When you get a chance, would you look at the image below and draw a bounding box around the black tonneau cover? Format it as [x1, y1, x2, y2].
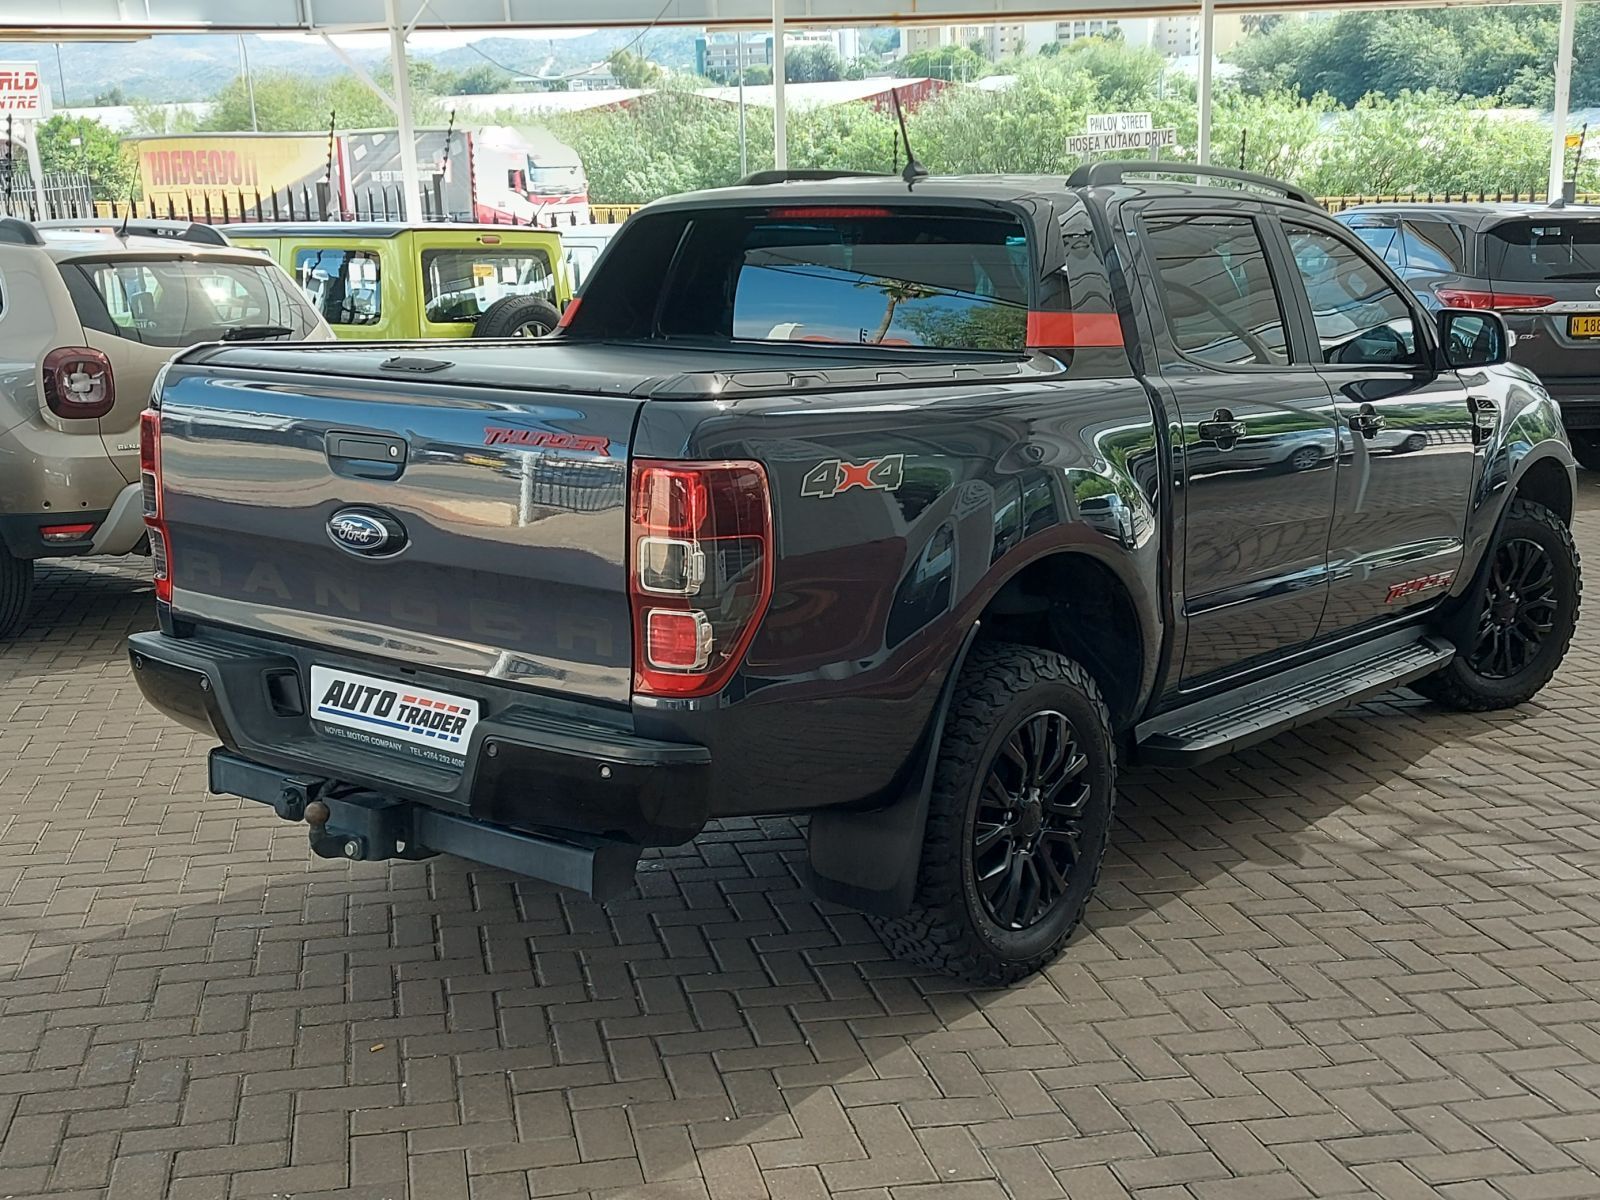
[178, 338, 1066, 401]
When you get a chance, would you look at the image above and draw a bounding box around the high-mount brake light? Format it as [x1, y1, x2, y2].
[629, 461, 772, 698]
[767, 206, 894, 220]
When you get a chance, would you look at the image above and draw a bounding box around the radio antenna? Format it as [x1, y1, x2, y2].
[889, 89, 928, 190]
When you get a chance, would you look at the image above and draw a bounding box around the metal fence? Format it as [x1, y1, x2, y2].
[50, 186, 641, 228]
[0, 167, 93, 218]
[1320, 189, 1600, 212]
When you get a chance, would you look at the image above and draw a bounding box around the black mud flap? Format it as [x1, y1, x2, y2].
[805, 622, 980, 918]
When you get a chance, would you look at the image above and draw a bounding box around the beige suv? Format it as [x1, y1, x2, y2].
[0, 217, 332, 637]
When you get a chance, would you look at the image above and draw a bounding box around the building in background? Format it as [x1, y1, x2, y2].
[697, 28, 862, 80]
[567, 63, 620, 92]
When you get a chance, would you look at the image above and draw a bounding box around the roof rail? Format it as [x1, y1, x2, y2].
[0, 216, 44, 246]
[736, 169, 892, 187]
[1067, 161, 1317, 207]
[34, 219, 232, 247]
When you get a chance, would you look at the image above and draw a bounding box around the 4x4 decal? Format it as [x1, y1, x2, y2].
[801, 454, 905, 499]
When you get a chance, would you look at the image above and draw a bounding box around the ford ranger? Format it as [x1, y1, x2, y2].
[129, 164, 1581, 984]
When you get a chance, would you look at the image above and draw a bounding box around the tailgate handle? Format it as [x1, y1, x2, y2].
[327, 431, 407, 480]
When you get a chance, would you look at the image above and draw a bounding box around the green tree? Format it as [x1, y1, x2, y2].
[33, 115, 139, 200]
[896, 46, 985, 83]
[740, 64, 772, 86]
[785, 45, 843, 84]
[607, 49, 664, 89]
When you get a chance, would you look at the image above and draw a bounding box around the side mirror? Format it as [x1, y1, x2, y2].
[1439, 308, 1509, 369]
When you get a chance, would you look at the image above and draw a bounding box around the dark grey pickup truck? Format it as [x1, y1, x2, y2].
[130, 164, 1580, 984]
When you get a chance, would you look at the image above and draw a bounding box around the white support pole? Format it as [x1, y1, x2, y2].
[386, 0, 422, 222]
[1197, 0, 1215, 166]
[772, 0, 787, 171]
[1550, 0, 1578, 204]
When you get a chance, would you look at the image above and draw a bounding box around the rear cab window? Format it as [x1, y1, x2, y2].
[1485, 219, 1600, 283]
[584, 206, 1034, 353]
[61, 255, 319, 346]
[422, 248, 554, 324]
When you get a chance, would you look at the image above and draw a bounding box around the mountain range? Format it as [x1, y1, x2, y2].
[10, 29, 705, 106]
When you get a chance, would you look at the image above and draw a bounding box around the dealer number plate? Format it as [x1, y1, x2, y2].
[1569, 316, 1600, 338]
[309, 665, 479, 766]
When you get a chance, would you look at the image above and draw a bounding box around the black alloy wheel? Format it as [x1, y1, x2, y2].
[972, 710, 1092, 932]
[1469, 536, 1560, 680]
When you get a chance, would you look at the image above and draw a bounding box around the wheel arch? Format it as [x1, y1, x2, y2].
[970, 546, 1157, 734]
[1512, 453, 1574, 525]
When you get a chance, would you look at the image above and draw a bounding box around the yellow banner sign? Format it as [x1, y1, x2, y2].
[129, 134, 332, 210]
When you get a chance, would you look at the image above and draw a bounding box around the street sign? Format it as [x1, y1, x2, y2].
[1067, 127, 1178, 155]
[0, 63, 47, 116]
[1088, 112, 1153, 135]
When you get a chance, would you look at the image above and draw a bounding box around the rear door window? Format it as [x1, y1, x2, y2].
[422, 249, 554, 323]
[1400, 219, 1465, 273]
[63, 257, 319, 346]
[293, 247, 381, 326]
[657, 208, 1032, 352]
[1486, 219, 1600, 283]
[1142, 214, 1291, 367]
[1345, 218, 1403, 269]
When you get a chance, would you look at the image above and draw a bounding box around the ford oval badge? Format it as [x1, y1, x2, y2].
[326, 508, 407, 557]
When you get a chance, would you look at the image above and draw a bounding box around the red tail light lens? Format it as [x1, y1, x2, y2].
[42, 347, 115, 420]
[629, 460, 771, 698]
[768, 206, 893, 219]
[1436, 288, 1555, 312]
[139, 409, 172, 604]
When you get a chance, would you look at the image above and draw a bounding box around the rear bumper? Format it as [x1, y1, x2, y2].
[89, 483, 149, 556]
[0, 509, 112, 559]
[1540, 379, 1600, 426]
[128, 627, 712, 893]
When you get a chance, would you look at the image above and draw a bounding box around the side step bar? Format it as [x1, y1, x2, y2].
[1135, 633, 1455, 766]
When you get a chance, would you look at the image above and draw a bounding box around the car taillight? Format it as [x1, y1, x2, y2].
[42, 347, 115, 420]
[629, 460, 771, 698]
[1436, 288, 1555, 312]
[140, 408, 172, 604]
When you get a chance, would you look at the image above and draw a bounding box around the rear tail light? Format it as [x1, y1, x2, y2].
[629, 460, 772, 698]
[42, 347, 115, 420]
[1436, 288, 1555, 312]
[140, 409, 172, 604]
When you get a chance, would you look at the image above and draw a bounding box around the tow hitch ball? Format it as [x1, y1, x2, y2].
[298, 792, 432, 863]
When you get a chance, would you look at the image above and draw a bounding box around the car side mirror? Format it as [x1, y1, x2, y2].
[1439, 308, 1509, 369]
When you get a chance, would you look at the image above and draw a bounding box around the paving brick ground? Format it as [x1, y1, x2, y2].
[2, 479, 1599, 1200]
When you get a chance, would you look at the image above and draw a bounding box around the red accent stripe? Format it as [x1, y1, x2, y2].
[1026, 311, 1124, 348]
[556, 296, 581, 329]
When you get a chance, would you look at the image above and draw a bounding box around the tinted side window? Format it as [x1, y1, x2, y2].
[1347, 220, 1403, 269]
[1286, 224, 1421, 368]
[1143, 214, 1290, 367]
[1401, 219, 1464, 273]
[293, 247, 381, 326]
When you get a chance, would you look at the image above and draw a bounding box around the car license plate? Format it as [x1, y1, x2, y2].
[1569, 316, 1600, 338]
[309, 665, 479, 766]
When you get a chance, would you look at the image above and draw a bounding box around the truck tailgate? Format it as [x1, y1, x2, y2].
[156, 359, 639, 704]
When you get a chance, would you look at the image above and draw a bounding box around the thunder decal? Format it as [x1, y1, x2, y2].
[484, 428, 611, 455]
[1386, 571, 1455, 604]
[801, 454, 906, 499]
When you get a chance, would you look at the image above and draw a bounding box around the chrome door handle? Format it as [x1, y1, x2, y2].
[1350, 406, 1385, 437]
[1197, 409, 1247, 446]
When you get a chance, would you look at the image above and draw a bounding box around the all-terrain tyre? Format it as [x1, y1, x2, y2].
[1415, 499, 1580, 711]
[0, 548, 33, 640]
[869, 643, 1116, 986]
[472, 295, 562, 339]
